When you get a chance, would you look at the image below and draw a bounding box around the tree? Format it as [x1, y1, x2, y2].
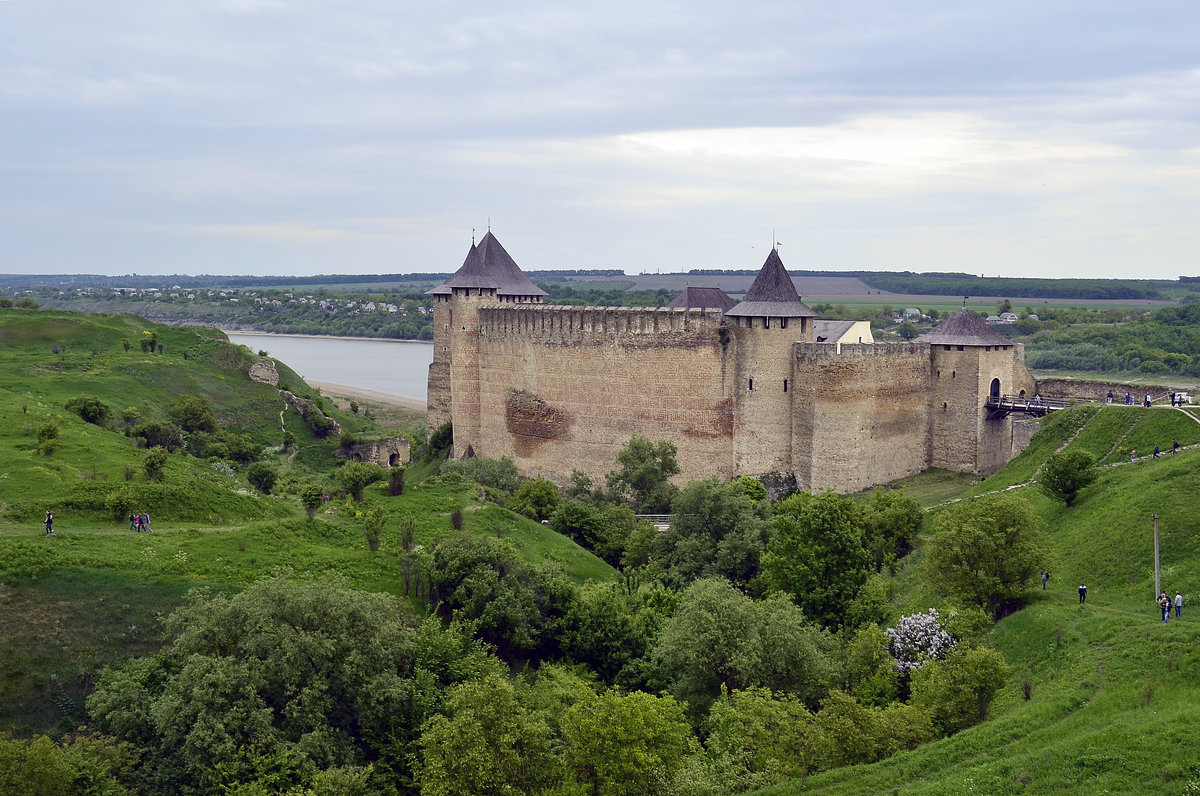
[896, 321, 919, 340]
[171, 396, 217, 433]
[417, 675, 556, 796]
[1039, 449, 1098, 506]
[927, 494, 1050, 619]
[606, 435, 680, 513]
[88, 578, 500, 793]
[762, 491, 871, 629]
[364, 508, 388, 552]
[133, 421, 184, 452]
[299, 483, 324, 518]
[36, 420, 60, 455]
[335, 461, 386, 502]
[440, 456, 520, 493]
[653, 579, 833, 715]
[861, 488, 923, 571]
[910, 645, 1011, 735]
[64, 395, 112, 426]
[560, 688, 697, 796]
[245, 462, 277, 494]
[559, 581, 649, 681]
[653, 478, 772, 588]
[387, 465, 406, 496]
[143, 446, 168, 483]
[510, 477, 560, 521]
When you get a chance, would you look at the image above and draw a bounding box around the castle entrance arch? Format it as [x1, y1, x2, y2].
[990, 378, 1001, 399]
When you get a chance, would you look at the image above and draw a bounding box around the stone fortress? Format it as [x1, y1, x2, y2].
[427, 232, 1037, 494]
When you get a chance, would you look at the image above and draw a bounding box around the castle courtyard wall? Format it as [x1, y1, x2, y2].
[474, 305, 735, 484]
[791, 342, 933, 493]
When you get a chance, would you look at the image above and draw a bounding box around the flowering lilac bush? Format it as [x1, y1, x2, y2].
[885, 609, 956, 673]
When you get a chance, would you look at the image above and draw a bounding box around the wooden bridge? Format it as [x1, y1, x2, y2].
[985, 394, 1075, 418]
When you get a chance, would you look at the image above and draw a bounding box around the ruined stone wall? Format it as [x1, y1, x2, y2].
[1036, 378, 1185, 401]
[791, 342, 932, 493]
[473, 305, 735, 484]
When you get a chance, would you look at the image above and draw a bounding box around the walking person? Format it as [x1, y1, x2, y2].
[1173, 439, 1179, 455]
[1159, 592, 1171, 624]
[1107, 390, 1113, 404]
[142, 512, 152, 533]
[1079, 584, 1087, 604]
[1154, 444, 1160, 459]
[1131, 449, 1136, 463]
[1042, 571, 1050, 590]
[129, 512, 137, 531]
[1176, 592, 1183, 618]
[135, 513, 145, 533]
[44, 511, 55, 537]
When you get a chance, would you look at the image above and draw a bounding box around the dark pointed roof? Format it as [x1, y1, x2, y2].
[725, 249, 815, 318]
[917, 307, 1012, 346]
[428, 232, 548, 298]
[665, 285, 737, 312]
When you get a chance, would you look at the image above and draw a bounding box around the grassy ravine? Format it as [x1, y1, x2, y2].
[759, 412, 1200, 795]
[0, 310, 613, 737]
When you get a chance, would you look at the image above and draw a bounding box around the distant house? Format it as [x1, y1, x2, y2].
[902, 308, 922, 319]
[1027, 314, 1039, 321]
[814, 319, 874, 344]
[999, 312, 1018, 324]
[986, 315, 1002, 324]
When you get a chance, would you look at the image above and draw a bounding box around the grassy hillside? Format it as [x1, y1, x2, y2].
[0, 310, 615, 737]
[760, 410, 1200, 794]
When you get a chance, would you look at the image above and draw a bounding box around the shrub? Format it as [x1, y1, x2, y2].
[510, 477, 560, 521]
[364, 508, 388, 552]
[388, 466, 406, 496]
[171, 396, 217, 433]
[441, 456, 520, 493]
[245, 462, 278, 494]
[450, 508, 464, 530]
[64, 395, 112, 426]
[104, 488, 137, 521]
[36, 420, 60, 455]
[299, 483, 324, 518]
[884, 609, 955, 674]
[335, 461, 386, 502]
[134, 421, 184, 452]
[143, 447, 168, 483]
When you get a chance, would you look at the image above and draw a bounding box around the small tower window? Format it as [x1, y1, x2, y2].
[783, 379, 789, 392]
[952, 371, 956, 378]
[957, 345, 964, 351]
[748, 379, 754, 392]
[780, 317, 788, 329]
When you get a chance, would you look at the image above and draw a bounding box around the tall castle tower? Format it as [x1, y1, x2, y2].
[426, 232, 547, 457]
[725, 249, 815, 475]
[921, 308, 1036, 474]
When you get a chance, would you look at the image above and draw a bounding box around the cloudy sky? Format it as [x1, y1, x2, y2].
[2, 1, 1198, 278]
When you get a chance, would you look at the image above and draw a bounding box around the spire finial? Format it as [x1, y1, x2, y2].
[487, 217, 491, 233]
[472, 227, 476, 246]
[963, 296, 969, 308]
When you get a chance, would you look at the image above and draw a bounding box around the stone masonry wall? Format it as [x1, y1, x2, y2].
[792, 342, 932, 492]
[474, 305, 735, 484]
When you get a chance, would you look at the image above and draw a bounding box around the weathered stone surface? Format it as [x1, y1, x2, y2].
[336, 436, 410, 467]
[248, 359, 279, 386]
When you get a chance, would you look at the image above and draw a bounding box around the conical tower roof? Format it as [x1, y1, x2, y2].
[428, 232, 548, 298]
[725, 249, 815, 318]
[917, 307, 1011, 346]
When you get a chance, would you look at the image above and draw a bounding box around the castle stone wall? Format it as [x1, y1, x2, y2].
[792, 342, 932, 492]
[473, 305, 735, 484]
[730, 321, 801, 475]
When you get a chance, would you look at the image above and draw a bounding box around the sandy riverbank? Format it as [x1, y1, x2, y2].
[309, 381, 426, 411]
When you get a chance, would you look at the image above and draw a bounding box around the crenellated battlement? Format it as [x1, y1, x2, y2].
[478, 304, 725, 342]
[793, 340, 930, 362]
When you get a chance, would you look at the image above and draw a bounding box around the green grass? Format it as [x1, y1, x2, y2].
[0, 310, 617, 736]
[757, 410, 1200, 795]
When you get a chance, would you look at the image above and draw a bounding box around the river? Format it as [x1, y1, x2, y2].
[225, 332, 433, 404]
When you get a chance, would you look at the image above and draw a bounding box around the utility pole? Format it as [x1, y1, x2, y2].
[1154, 514, 1160, 598]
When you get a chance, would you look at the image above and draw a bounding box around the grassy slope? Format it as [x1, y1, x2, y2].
[760, 412, 1200, 795]
[0, 310, 615, 736]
